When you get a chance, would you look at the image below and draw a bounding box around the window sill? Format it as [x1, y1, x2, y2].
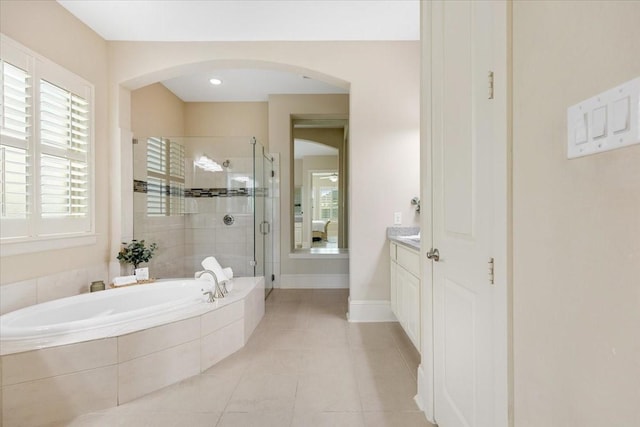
[0, 234, 97, 257]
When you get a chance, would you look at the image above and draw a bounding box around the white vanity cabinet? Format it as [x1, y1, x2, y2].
[390, 241, 421, 351]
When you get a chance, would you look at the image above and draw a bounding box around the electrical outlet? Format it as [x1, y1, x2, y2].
[394, 212, 402, 225]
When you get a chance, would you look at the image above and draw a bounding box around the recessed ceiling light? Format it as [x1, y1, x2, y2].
[209, 78, 223, 86]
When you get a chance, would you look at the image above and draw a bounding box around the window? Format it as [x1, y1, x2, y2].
[146, 137, 184, 216]
[1, 36, 94, 247]
[318, 187, 339, 221]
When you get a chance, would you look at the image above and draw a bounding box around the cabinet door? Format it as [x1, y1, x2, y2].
[390, 259, 398, 316]
[396, 266, 406, 327]
[405, 271, 421, 349]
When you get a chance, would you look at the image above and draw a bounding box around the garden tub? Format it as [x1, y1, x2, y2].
[0, 276, 265, 426]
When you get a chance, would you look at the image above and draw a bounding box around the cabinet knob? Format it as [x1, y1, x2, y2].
[426, 248, 440, 262]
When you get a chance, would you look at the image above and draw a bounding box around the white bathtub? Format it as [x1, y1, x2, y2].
[0, 276, 265, 426]
[0, 277, 262, 356]
[1, 280, 206, 341]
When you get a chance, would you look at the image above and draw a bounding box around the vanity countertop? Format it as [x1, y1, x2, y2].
[387, 227, 420, 251]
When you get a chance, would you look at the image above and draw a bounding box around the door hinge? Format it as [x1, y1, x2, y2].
[271, 170, 275, 178]
[271, 274, 275, 282]
[132, 138, 139, 144]
[488, 71, 494, 100]
[488, 257, 495, 285]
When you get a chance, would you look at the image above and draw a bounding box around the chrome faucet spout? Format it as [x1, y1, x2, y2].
[196, 269, 225, 301]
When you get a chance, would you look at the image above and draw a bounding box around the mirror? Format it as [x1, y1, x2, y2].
[292, 118, 348, 251]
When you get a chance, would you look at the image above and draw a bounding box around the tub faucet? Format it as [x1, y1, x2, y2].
[196, 269, 225, 302]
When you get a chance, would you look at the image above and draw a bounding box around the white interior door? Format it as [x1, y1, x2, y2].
[429, 1, 508, 426]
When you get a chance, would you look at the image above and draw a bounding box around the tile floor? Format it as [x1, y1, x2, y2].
[68, 289, 435, 427]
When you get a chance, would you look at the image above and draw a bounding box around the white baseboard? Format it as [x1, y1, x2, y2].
[416, 364, 435, 423]
[347, 297, 397, 322]
[279, 274, 348, 289]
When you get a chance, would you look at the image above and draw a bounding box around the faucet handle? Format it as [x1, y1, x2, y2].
[201, 289, 215, 303]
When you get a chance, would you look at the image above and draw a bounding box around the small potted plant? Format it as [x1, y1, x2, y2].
[117, 239, 158, 273]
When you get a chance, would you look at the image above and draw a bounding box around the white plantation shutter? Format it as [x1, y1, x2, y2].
[169, 141, 184, 215]
[146, 137, 184, 216]
[169, 141, 184, 179]
[1, 35, 94, 246]
[0, 145, 29, 218]
[39, 80, 89, 219]
[1, 55, 32, 239]
[1, 62, 31, 142]
[40, 80, 89, 154]
[147, 137, 166, 216]
[40, 154, 88, 217]
[147, 176, 165, 216]
[170, 182, 184, 216]
[147, 137, 166, 174]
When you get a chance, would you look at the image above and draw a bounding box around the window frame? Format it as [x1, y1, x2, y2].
[0, 35, 95, 256]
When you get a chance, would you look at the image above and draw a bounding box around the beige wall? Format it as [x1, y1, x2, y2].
[130, 83, 187, 278]
[0, 1, 109, 285]
[131, 83, 185, 138]
[513, 1, 640, 425]
[108, 41, 420, 298]
[185, 102, 268, 144]
[294, 128, 345, 150]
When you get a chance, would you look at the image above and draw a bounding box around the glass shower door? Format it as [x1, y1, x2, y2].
[253, 140, 274, 297]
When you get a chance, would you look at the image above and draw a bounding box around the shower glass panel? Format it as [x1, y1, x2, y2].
[254, 143, 275, 297]
[132, 136, 274, 289]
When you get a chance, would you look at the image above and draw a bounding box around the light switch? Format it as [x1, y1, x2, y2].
[575, 113, 588, 144]
[567, 76, 639, 159]
[592, 106, 607, 139]
[612, 96, 630, 133]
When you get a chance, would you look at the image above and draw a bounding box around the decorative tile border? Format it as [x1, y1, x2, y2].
[133, 180, 183, 196]
[133, 181, 268, 198]
[185, 188, 249, 198]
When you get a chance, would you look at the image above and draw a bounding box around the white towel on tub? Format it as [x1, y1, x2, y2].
[222, 267, 234, 291]
[112, 275, 137, 286]
[200, 256, 229, 282]
[195, 263, 234, 292]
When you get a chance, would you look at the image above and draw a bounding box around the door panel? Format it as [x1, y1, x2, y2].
[430, 1, 507, 427]
[442, 0, 475, 238]
[443, 278, 476, 426]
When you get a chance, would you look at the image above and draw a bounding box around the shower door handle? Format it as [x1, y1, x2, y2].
[260, 221, 271, 235]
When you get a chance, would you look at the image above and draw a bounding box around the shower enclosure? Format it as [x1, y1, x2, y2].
[132, 136, 275, 297]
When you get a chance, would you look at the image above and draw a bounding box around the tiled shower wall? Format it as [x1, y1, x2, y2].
[133, 154, 257, 279]
[184, 197, 254, 277]
[133, 192, 187, 278]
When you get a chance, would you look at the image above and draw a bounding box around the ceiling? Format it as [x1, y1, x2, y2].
[57, 0, 419, 102]
[162, 68, 348, 102]
[294, 139, 339, 159]
[57, 0, 420, 42]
